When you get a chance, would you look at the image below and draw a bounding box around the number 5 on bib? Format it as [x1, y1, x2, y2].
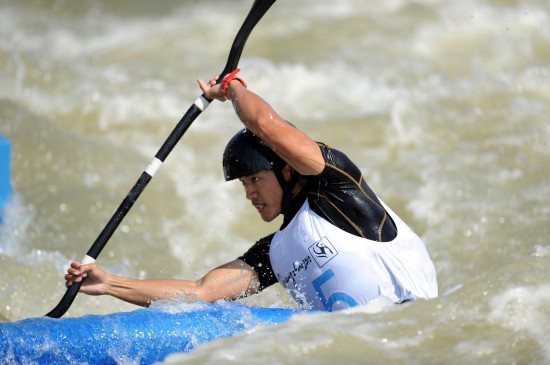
[312, 269, 358, 311]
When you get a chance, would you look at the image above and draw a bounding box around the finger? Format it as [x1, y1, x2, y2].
[67, 274, 80, 281]
[197, 79, 209, 93]
[67, 267, 81, 276]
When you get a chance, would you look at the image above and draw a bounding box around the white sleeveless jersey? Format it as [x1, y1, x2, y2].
[269, 200, 438, 311]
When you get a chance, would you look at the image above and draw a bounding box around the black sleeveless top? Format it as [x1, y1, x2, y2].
[238, 143, 397, 290]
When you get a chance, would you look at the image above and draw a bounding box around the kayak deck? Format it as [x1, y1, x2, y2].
[0, 302, 306, 364]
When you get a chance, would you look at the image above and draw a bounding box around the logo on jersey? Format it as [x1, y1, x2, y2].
[308, 236, 338, 268]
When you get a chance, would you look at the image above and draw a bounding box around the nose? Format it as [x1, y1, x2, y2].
[244, 183, 257, 200]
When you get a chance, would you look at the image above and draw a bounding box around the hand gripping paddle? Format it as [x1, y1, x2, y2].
[46, 0, 277, 318]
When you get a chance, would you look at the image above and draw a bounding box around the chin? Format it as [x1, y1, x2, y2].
[260, 212, 278, 223]
[260, 215, 273, 223]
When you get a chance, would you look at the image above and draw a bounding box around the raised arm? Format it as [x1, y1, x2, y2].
[198, 76, 325, 176]
[65, 259, 260, 307]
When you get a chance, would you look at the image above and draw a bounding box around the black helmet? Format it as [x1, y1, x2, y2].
[222, 128, 285, 182]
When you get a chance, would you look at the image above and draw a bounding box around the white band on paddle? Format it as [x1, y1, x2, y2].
[194, 95, 210, 111]
[81, 255, 96, 265]
[145, 157, 162, 177]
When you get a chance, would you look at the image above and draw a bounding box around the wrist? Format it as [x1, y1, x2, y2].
[220, 68, 247, 98]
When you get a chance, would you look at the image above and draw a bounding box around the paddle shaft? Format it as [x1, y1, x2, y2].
[46, 0, 277, 318]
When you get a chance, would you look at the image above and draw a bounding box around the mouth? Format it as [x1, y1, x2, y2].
[253, 203, 265, 213]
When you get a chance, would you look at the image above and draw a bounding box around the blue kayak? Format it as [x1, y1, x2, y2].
[0, 302, 306, 364]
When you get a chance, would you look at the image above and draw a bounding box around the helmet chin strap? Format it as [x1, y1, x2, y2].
[278, 171, 301, 216]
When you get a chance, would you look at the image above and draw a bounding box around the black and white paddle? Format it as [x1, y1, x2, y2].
[46, 0, 277, 318]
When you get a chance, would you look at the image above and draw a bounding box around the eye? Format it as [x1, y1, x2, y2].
[251, 176, 261, 183]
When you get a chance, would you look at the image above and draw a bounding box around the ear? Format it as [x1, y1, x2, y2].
[281, 164, 295, 182]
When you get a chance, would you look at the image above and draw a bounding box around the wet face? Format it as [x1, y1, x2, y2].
[239, 170, 283, 222]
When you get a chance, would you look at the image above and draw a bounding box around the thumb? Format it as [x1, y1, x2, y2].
[197, 79, 209, 93]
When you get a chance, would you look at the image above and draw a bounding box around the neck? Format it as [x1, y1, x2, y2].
[290, 177, 306, 197]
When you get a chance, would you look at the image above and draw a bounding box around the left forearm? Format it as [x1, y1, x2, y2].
[226, 81, 284, 140]
[215, 78, 324, 175]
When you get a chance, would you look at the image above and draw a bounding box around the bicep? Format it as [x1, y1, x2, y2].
[197, 259, 260, 302]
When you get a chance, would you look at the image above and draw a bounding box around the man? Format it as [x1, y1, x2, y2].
[65, 70, 438, 311]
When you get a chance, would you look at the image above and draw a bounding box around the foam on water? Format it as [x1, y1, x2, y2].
[489, 283, 550, 359]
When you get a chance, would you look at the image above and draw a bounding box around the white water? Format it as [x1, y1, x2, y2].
[1, 0, 549, 364]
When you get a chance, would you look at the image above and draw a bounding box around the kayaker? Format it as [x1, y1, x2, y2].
[65, 70, 438, 311]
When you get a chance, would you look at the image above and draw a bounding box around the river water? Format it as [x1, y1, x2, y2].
[1, 0, 549, 364]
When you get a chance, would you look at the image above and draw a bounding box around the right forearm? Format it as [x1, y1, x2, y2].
[105, 276, 201, 307]
[94, 260, 259, 307]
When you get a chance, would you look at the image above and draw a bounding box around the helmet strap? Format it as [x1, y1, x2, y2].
[280, 171, 301, 216]
[273, 168, 287, 191]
